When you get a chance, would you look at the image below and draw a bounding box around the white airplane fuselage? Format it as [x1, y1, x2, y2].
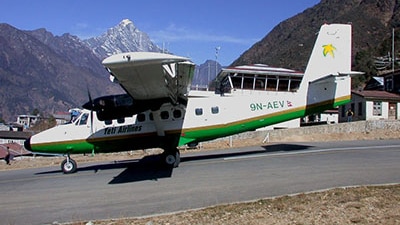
[26, 77, 350, 155]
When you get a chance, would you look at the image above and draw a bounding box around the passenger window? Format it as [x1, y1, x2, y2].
[105, 120, 112, 125]
[137, 113, 146, 122]
[173, 109, 182, 118]
[211, 106, 219, 114]
[149, 113, 154, 121]
[117, 118, 125, 124]
[195, 108, 203, 116]
[160, 111, 169, 120]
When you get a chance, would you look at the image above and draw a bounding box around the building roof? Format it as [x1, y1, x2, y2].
[217, 64, 304, 80]
[352, 90, 400, 101]
[0, 131, 32, 140]
[0, 143, 31, 159]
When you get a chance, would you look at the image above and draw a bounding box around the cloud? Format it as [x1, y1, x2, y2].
[150, 23, 259, 45]
[74, 22, 89, 29]
[71, 22, 107, 39]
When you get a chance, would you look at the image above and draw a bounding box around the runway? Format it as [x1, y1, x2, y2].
[1, 140, 400, 225]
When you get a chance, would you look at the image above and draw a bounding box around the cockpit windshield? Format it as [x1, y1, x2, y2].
[78, 113, 89, 125]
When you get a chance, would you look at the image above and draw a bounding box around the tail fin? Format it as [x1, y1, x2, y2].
[299, 23, 352, 91]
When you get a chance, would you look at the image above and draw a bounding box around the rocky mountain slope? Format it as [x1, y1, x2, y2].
[0, 23, 119, 121]
[233, 0, 400, 73]
[0, 20, 163, 122]
[83, 19, 162, 59]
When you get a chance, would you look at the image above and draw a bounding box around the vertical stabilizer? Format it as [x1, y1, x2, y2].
[299, 24, 352, 91]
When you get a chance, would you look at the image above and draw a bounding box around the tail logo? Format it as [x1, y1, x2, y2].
[322, 44, 336, 58]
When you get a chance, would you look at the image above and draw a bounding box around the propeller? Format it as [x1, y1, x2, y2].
[87, 87, 94, 135]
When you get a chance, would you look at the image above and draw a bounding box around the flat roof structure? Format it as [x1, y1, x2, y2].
[216, 64, 304, 93]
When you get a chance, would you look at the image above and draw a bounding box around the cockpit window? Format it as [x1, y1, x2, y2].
[79, 113, 89, 125]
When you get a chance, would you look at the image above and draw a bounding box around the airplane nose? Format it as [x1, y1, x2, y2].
[24, 137, 32, 151]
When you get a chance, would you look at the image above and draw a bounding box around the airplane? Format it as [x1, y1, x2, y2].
[24, 23, 359, 174]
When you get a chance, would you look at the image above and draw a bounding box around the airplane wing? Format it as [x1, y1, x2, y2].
[102, 52, 195, 104]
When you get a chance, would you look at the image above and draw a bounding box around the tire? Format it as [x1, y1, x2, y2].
[61, 158, 77, 174]
[163, 149, 180, 168]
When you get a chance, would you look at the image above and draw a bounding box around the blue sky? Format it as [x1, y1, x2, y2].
[1, 0, 320, 65]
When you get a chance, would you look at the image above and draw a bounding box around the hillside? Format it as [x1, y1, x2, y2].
[0, 23, 123, 122]
[233, 0, 400, 74]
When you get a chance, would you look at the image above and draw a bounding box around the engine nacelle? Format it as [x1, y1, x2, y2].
[82, 94, 172, 121]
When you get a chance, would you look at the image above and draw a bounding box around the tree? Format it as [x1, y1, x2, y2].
[32, 108, 40, 116]
[353, 49, 375, 89]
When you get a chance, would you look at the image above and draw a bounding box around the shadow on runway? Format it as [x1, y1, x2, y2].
[35, 143, 314, 184]
[35, 154, 173, 184]
[107, 155, 173, 184]
[262, 143, 314, 152]
[181, 143, 314, 162]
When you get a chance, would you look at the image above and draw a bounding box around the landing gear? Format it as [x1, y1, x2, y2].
[61, 155, 77, 174]
[162, 148, 180, 168]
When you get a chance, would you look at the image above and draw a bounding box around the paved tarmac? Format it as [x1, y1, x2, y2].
[1, 140, 400, 225]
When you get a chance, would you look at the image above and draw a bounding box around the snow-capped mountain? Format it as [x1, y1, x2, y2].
[83, 19, 162, 59]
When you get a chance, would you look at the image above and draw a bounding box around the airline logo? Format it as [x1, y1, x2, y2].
[322, 44, 336, 58]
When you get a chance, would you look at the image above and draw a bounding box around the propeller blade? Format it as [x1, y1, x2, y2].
[87, 87, 94, 135]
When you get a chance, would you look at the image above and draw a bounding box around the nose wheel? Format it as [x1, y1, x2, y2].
[61, 155, 77, 174]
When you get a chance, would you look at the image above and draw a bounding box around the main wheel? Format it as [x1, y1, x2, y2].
[163, 149, 180, 168]
[61, 158, 77, 174]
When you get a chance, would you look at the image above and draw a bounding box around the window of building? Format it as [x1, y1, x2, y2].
[266, 77, 277, 91]
[254, 77, 266, 90]
[242, 76, 254, 89]
[195, 108, 203, 116]
[231, 76, 242, 89]
[373, 101, 382, 116]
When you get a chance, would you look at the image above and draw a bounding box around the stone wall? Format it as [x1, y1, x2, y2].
[203, 120, 400, 148]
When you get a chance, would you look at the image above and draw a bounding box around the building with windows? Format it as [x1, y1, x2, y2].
[16, 115, 39, 128]
[339, 71, 400, 122]
[339, 90, 400, 122]
[212, 64, 304, 129]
